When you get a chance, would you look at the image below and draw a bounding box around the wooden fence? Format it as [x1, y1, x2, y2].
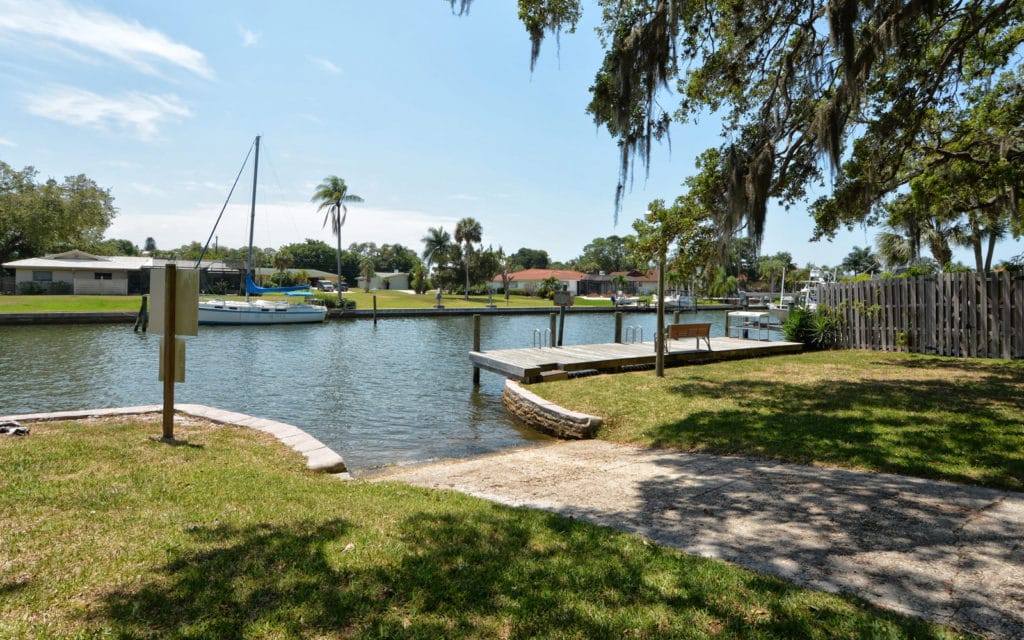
[819, 272, 1024, 359]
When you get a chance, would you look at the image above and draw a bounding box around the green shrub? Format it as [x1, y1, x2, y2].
[783, 306, 844, 350]
[17, 281, 46, 295]
[313, 294, 355, 310]
[998, 254, 1024, 272]
[49, 281, 73, 294]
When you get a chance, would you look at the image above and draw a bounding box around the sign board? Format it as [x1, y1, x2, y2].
[149, 268, 199, 336]
[157, 337, 186, 382]
[553, 290, 574, 306]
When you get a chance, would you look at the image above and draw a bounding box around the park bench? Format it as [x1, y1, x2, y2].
[666, 322, 712, 351]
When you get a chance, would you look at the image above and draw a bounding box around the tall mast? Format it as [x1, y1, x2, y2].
[245, 135, 260, 301]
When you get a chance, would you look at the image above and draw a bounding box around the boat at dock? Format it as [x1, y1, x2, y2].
[196, 136, 326, 326]
[198, 286, 327, 325]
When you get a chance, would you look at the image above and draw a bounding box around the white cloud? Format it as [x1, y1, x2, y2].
[24, 85, 191, 139]
[450, 193, 481, 201]
[239, 26, 260, 47]
[183, 180, 229, 192]
[0, 0, 213, 78]
[0, 136, 15, 147]
[129, 182, 167, 197]
[308, 56, 342, 75]
[105, 159, 141, 169]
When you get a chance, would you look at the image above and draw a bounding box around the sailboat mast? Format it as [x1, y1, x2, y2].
[245, 135, 260, 301]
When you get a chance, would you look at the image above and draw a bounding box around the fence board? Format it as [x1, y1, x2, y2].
[823, 273, 1022, 359]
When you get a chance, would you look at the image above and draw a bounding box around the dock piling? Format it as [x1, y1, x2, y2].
[133, 295, 149, 333]
[472, 314, 481, 386]
[614, 312, 623, 343]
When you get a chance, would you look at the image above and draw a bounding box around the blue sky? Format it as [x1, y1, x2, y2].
[1, 0, 1020, 268]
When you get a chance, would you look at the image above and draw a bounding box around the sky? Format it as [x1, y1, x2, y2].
[1, 0, 1021, 269]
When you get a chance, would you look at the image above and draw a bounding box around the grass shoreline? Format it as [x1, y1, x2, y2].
[530, 350, 1024, 492]
[0, 291, 610, 313]
[1, 414, 976, 639]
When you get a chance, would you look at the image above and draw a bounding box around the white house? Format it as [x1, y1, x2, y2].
[356, 271, 410, 291]
[2, 250, 156, 295]
[489, 269, 586, 295]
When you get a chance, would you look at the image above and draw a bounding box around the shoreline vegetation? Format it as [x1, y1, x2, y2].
[1, 414, 977, 639]
[0, 291, 634, 314]
[529, 350, 1024, 492]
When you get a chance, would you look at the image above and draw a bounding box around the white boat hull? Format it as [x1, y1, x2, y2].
[198, 299, 327, 325]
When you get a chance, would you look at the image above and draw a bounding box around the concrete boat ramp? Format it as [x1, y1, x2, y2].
[470, 336, 803, 383]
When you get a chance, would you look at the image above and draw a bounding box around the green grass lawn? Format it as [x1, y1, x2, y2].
[531, 350, 1024, 491]
[0, 294, 144, 313]
[0, 415, 971, 639]
[0, 291, 589, 313]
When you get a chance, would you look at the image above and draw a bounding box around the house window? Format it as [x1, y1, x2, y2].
[94, 272, 113, 280]
[32, 271, 53, 282]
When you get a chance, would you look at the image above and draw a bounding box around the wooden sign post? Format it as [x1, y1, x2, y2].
[161, 266, 177, 439]
[552, 290, 573, 347]
[149, 265, 199, 440]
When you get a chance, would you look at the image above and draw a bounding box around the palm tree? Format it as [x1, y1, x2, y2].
[311, 176, 363, 300]
[840, 246, 878, 276]
[950, 209, 1008, 273]
[359, 256, 376, 292]
[420, 226, 452, 277]
[454, 217, 482, 300]
[757, 256, 787, 297]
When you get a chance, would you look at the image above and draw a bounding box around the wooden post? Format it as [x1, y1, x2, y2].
[472, 314, 481, 386]
[615, 311, 623, 343]
[549, 313, 556, 348]
[673, 310, 680, 325]
[655, 251, 665, 377]
[557, 305, 566, 346]
[161, 265, 176, 440]
[133, 294, 149, 332]
[373, 295, 378, 326]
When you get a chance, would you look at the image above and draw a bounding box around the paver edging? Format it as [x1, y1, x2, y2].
[501, 379, 602, 439]
[0, 404, 349, 477]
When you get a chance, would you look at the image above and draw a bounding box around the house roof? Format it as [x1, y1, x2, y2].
[610, 269, 659, 282]
[491, 268, 586, 282]
[3, 251, 155, 271]
[356, 271, 409, 280]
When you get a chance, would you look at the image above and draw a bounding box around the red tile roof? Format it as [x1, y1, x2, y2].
[491, 268, 586, 282]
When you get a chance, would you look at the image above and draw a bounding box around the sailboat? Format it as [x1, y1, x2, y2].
[196, 136, 327, 325]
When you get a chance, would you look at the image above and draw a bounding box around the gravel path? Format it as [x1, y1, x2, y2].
[378, 440, 1024, 639]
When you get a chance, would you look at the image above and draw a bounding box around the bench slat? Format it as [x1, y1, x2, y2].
[666, 323, 711, 351]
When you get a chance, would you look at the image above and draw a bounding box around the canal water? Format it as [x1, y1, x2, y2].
[0, 310, 729, 475]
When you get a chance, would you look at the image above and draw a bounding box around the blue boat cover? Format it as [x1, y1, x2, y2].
[246, 273, 311, 295]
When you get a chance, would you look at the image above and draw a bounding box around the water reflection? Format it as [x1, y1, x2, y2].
[0, 310, 727, 474]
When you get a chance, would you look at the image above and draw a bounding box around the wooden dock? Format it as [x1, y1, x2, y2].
[470, 336, 803, 383]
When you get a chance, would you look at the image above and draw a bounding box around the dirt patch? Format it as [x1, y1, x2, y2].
[379, 440, 1024, 639]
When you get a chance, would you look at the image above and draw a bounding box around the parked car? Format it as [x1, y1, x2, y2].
[316, 280, 335, 292]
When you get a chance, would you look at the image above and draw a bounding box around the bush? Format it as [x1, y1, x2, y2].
[998, 254, 1024, 272]
[17, 281, 46, 295]
[49, 280, 73, 294]
[313, 294, 355, 310]
[783, 306, 844, 350]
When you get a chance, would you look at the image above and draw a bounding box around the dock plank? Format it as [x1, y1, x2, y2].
[471, 338, 803, 382]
